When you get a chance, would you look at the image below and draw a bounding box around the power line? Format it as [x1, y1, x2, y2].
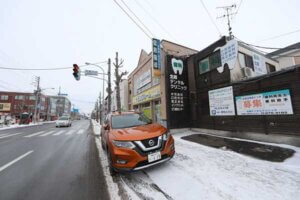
[256, 29, 300, 43]
[119, 0, 155, 37]
[199, 0, 222, 37]
[0, 61, 107, 71]
[112, 0, 152, 39]
[236, 0, 243, 16]
[133, 0, 177, 41]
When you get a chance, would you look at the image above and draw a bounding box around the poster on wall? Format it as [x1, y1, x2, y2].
[208, 86, 235, 116]
[252, 53, 267, 76]
[220, 39, 238, 70]
[166, 56, 190, 129]
[235, 89, 293, 115]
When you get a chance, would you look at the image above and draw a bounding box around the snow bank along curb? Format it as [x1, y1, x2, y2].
[0, 121, 55, 130]
[91, 120, 121, 200]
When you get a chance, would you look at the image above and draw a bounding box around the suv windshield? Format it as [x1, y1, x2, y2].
[59, 117, 69, 120]
[111, 113, 151, 129]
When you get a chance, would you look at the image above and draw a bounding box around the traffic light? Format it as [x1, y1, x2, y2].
[73, 64, 81, 81]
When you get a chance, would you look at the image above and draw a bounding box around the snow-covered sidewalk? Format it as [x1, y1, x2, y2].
[91, 121, 300, 200]
[0, 121, 55, 130]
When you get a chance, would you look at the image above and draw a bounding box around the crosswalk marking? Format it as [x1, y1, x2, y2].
[0, 132, 23, 139]
[77, 129, 84, 134]
[66, 130, 75, 135]
[39, 131, 55, 137]
[24, 131, 45, 138]
[52, 130, 65, 136]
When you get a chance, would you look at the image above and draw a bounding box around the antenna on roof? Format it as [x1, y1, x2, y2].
[217, 4, 237, 40]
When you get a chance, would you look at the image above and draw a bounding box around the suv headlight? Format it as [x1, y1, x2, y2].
[112, 140, 135, 149]
[162, 132, 170, 141]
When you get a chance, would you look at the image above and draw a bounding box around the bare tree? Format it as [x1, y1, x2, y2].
[113, 52, 127, 113]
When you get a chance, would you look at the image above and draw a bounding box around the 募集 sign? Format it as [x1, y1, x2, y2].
[235, 89, 293, 115]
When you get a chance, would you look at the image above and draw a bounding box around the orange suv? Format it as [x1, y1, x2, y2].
[101, 112, 175, 174]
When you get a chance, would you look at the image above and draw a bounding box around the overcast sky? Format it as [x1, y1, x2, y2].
[0, 0, 299, 113]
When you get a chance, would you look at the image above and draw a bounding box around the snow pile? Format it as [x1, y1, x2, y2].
[91, 123, 300, 200]
[91, 120, 121, 200]
[0, 121, 55, 130]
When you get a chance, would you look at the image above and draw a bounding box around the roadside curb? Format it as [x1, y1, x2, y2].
[0, 121, 55, 131]
[91, 120, 121, 200]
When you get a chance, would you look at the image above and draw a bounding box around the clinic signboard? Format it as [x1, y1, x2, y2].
[208, 86, 235, 116]
[152, 38, 161, 70]
[166, 56, 190, 128]
[235, 89, 293, 115]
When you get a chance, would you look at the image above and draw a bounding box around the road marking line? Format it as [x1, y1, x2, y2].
[52, 130, 64, 136]
[77, 129, 84, 134]
[66, 130, 75, 135]
[24, 131, 45, 138]
[0, 132, 23, 139]
[39, 131, 54, 137]
[0, 150, 34, 173]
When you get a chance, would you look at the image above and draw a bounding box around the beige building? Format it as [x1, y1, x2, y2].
[267, 42, 300, 70]
[128, 40, 197, 126]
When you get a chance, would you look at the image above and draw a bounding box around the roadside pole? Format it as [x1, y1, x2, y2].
[33, 76, 40, 124]
[107, 58, 112, 113]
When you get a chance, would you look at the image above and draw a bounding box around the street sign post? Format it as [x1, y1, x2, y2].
[84, 70, 99, 76]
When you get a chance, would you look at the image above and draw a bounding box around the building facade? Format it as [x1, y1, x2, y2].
[0, 91, 48, 122]
[47, 95, 71, 120]
[267, 42, 300, 70]
[128, 40, 197, 126]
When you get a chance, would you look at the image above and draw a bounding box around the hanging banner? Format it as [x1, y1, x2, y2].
[220, 39, 238, 70]
[235, 89, 293, 115]
[208, 86, 235, 116]
[252, 53, 267, 76]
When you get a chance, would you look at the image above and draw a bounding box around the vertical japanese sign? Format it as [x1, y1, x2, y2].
[235, 89, 293, 115]
[166, 56, 190, 128]
[152, 38, 161, 70]
[208, 86, 235, 116]
[252, 53, 267, 76]
[220, 39, 238, 70]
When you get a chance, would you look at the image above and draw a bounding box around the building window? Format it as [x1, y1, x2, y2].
[15, 95, 24, 100]
[0, 95, 9, 100]
[266, 63, 276, 73]
[29, 96, 36, 100]
[238, 52, 254, 71]
[198, 50, 221, 74]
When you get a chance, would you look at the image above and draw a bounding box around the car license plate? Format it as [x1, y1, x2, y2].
[148, 152, 161, 163]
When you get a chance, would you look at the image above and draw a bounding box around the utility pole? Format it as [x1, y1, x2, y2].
[107, 58, 112, 113]
[98, 92, 102, 123]
[217, 4, 236, 39]
[113, 52, 127, 113]
[33, 76, 40, 123]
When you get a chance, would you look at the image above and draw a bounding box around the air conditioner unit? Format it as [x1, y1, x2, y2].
[242, 67, 254, 78]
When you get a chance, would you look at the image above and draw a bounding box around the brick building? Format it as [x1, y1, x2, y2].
[0, 91, 49, 122]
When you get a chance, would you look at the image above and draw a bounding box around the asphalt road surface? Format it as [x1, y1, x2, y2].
[0, 120, 109, 200]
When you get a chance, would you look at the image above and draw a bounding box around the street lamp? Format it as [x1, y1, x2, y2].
[85, 62, 107, 106]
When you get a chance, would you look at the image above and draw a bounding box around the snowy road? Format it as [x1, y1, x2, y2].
[93, 122, 300, 200]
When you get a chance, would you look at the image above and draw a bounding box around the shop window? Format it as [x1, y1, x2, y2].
[15, 95, 24, 100]
[29, 96, 36, 100]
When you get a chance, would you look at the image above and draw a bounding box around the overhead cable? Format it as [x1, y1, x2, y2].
[199, 0, 222, 37]
[119, 0, 155, 37]
[112, 0, 152, 39]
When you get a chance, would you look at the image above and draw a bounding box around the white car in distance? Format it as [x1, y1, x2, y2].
[56, 116, 72, 127]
